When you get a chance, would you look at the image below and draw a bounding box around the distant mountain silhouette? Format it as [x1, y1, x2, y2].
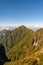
[0, 43, 11, 65]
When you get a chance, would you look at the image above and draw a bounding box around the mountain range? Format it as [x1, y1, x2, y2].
[0, 26, 41, 37]
[0, 26, 42, 31]
[0, 26, 43, 65]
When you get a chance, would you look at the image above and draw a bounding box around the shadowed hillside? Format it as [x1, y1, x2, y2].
[0, 43, 11, 65]
[0, 26, 43, 65]
[0, 26, 32, 51]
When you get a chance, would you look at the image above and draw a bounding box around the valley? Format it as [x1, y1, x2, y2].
[0, 26, 43, 65]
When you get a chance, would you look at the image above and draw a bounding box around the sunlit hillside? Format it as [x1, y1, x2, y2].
[0, 26, 43, 65]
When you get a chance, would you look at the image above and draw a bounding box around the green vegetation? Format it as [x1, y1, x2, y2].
[0, 26, 43, 65]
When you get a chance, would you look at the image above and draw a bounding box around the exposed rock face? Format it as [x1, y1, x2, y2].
[33, 41, 38, 47]
[32, 39, 39, 47]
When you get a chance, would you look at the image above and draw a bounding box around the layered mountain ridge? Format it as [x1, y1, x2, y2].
[0, 25, 42, 31]
[0, 25, 43, 65]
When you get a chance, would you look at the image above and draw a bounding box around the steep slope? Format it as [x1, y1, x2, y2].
[33, 28, 43, 50]
[1, 26, 43, 65]
[4, 47, 43, 65]
[0, 26, 43, 52]
[7, 27, 34, 61]
[0, 26, 33, 51]
[4, 28, 43, 65]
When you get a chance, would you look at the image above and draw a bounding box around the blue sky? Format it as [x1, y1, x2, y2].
[0, 0, 43, 26]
